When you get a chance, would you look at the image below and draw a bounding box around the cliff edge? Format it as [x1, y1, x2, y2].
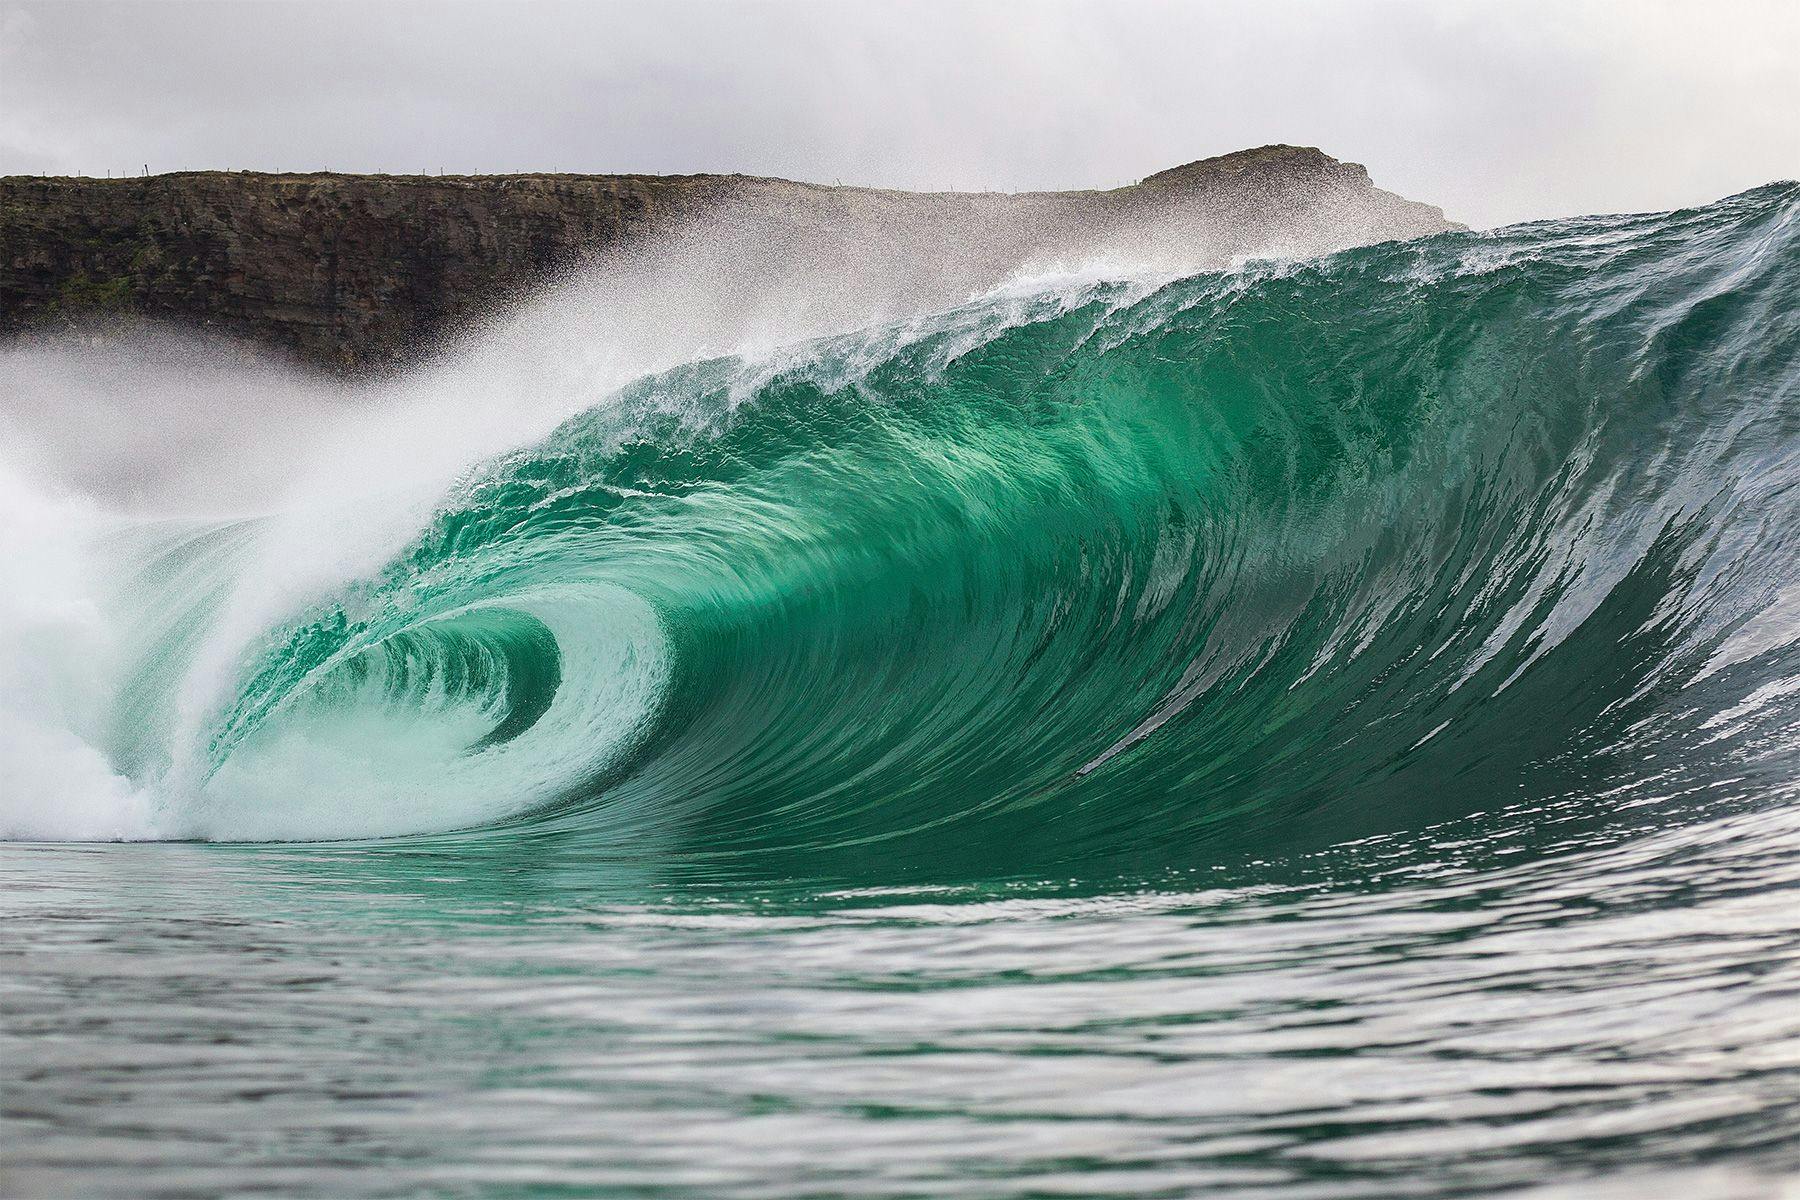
[0, 146, 1455, 374]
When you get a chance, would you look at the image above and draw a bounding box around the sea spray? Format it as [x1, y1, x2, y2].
[2, 185, 1797, 867]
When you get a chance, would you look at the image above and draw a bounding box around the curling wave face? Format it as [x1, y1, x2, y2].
[5, 184, 1800, 872]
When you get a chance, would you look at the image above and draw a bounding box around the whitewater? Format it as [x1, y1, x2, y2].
[5, 185, 1800, 1197]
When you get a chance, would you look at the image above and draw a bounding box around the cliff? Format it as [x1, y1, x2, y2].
[0, 146, 1455, 374]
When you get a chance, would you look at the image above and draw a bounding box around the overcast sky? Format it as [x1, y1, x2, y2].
[2, 0, 1795, 228]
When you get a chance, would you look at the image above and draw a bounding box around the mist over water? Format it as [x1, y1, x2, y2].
[0, 179, 1432, 843]
[6, 185, 1800, 1196]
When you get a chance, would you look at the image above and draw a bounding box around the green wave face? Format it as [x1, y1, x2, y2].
[162, 184, 1800, 877]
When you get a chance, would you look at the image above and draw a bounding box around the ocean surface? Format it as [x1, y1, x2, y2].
[5, 185, 1800, 1197]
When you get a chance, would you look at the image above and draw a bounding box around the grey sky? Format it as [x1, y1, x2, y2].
[1, 0, 1795, 228]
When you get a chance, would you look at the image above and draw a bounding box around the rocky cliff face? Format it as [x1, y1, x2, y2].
[0, 146, 1455, 374]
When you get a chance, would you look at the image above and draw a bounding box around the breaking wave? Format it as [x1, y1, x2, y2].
[4, 184, 1799, 880]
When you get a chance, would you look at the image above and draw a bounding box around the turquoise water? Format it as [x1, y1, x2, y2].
[5, 186, 1800, 1196]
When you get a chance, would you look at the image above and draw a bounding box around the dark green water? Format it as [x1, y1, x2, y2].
[5, 186, 1800, 1196]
